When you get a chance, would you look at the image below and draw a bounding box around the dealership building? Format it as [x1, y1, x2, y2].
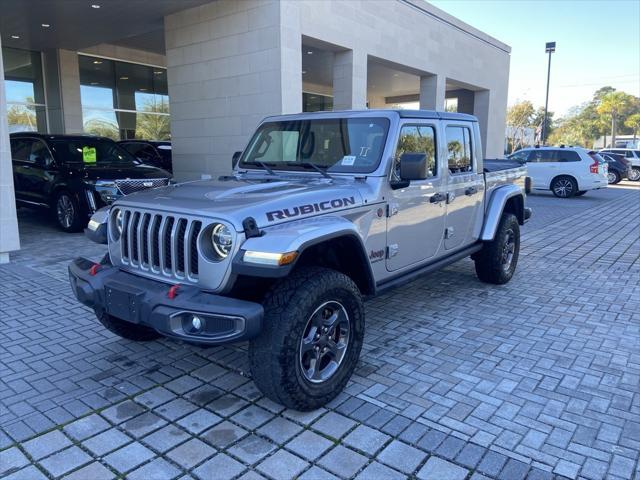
[0, 0, 510, 261]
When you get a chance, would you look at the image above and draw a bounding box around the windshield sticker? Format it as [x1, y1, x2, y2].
[266, 196, 356, 222]
[359, 146, 371, 157]
[82, 146, 97, 164]
[341, 155, 356, 166]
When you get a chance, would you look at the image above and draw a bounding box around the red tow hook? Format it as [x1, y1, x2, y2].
[167, 284, 180, 300]
[89, 263, 101, 276]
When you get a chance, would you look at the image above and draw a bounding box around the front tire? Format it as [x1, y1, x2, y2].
[53, 191, 85, 232]
[551, 176, 578, 198]
[97, 312, 162, 341]
[474, 213, 520, 285]
[629, 167, 640, 182]
[249, 267, 364, 411]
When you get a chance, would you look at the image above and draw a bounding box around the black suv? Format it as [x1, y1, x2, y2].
[11, 133, 172, 232]
[118, 140, 172, 172]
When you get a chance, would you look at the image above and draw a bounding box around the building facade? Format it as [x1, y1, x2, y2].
[0, 0, 510, 260]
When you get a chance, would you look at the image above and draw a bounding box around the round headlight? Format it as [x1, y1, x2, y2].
[110, 209, 123, 241]
[115, 210, 123, 234]
[211, 223, 233, 259]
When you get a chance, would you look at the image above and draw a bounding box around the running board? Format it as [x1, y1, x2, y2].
[375, 243, 483, 294]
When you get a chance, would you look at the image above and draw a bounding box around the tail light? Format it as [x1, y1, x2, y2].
[588, 152, 601, 174]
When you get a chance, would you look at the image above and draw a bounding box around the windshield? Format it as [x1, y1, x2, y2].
[52, 138, 141, 167]
[239, 117, 390, 174]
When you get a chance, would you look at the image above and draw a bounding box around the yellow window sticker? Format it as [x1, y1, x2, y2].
[82, 146, 97, 164]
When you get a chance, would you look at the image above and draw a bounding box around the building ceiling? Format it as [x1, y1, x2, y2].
[0, 0, 212, 54]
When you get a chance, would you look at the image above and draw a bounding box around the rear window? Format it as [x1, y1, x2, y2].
[554, 150, 581, 162]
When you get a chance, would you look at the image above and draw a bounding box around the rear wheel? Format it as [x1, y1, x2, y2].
[551, 176, 577, 198]
[607, 170, 620, 184]
[474, 213, 520, 285]
[249, 266, 364, 411]
[97, 312, 162, 341]
[628, 167, 640, 182]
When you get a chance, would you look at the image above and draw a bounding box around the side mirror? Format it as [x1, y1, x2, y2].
[399, 153, 427, 180]
[232, 151, 242, 169]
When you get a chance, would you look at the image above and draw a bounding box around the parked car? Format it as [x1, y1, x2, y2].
[70, 109, 531, 410]
[508, 146, 608, 198]
[118, 140, 172, 172]
[599, 152, 630, 184]
[599, 148, 640, 181]
[10, 133, 172, 232]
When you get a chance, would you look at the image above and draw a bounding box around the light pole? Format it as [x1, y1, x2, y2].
[542, 41, 556, 145]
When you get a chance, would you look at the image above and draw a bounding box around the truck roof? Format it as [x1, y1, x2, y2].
[263, 109, 478, 123]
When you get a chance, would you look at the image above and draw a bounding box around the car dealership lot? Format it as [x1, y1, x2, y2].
[1, 183, 638, 480]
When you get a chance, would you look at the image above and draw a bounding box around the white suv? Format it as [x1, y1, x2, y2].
[509, 146, 608, 198]
[599, 148, 640, 181]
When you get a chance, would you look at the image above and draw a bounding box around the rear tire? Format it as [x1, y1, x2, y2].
[629, 167, 640, 182]
[551, 176, 578, 198]
[607, 171, 620, 184]
[249, 266, 364, 411]
[97, 312, 162, 341]
[474, 213, 520, 285]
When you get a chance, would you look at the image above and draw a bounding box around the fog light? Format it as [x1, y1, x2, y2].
[191, 315, 203, 331]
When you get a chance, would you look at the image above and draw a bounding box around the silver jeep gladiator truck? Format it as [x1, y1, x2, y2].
[69, 110, 531, 410]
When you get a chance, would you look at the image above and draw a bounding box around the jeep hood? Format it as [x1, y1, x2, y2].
[115, 174, 366, 230]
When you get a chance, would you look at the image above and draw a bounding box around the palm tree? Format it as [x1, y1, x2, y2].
[625, 113, 640, 141]
[597, 92, 633, 146]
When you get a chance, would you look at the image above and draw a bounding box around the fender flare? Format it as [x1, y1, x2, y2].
[481, 185, 525, 241]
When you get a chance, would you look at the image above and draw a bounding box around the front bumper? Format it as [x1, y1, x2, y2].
[68, 257, 263, 345]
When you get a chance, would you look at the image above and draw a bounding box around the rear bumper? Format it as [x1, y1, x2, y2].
[68, 257, 263, 345]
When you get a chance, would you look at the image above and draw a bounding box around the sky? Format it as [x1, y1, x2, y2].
[429, 0, 640, 117]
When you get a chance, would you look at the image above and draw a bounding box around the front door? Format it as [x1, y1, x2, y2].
[443, 123, 484, 250]
[386, 122, 446, 271]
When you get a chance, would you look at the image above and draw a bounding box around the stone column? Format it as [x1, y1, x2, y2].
[419, 74, 446, 111]
[332, 50, 367, 110]
[58, 50, 84, 134]
[473, 89, 491, 158]
[164, 0, 303, 180]
[0, 36, 21, 262]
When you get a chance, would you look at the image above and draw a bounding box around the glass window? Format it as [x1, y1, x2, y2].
[240, 118, 389, 174]
[528, 150, 553, 163]
[445, 126, 473, 174]
[30, 139, 53, 163]
[303, 92, 333, 112]
[509, 150, 530, 162]
[3, 47, 47, 133]
[10, 139, 33, 161]
[395, 125, 437, 178]
[50, 138, 140, 166]
[554, 150, 581, 162]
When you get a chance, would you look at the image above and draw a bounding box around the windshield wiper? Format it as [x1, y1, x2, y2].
[285, 162, 333, 179]
[243, 161, 277, 175]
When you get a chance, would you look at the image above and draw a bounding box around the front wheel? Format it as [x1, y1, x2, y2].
[474, 213, 520, 285]
[551, 176, 578, 198]
[628, 167, 640, 182]
[249, 267, 364, 411]
[54, 191, 85, 232]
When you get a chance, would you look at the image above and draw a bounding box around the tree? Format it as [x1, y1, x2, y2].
[625, 113, 640, 140]
[506, 101, 535, 151]
[596, 91, 635, 146]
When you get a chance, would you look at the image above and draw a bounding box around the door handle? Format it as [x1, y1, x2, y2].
[465, 186, 478, 196]
[430, 193, 445, 203]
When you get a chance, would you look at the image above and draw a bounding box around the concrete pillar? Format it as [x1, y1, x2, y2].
[332, 50, 367, 110]
[473, 89, 490, 158]
[0, 36, 21, 262]
[58, 50, 83, 134]
[419, 74, 445, 111]
[164, 0, 303, 180]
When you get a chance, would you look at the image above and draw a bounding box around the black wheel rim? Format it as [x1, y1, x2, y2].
[501, 229, 516, 272]
[56, 195, 75, 228]
[299, 300, 351, 384]
[553, 179, 573, 197]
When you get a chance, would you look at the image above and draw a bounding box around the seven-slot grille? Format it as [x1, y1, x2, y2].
[120, 209, 202, 281]
[115, 178, 170, 195]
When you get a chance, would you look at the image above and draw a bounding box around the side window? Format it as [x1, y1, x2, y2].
[554, 150, 580, 162]
[30, 140, 53, 164]
[625, 151, 634, 158]
[509, 150, 529, 162]
[529, 150, 554, 163]
[445, 126, 473, 174]
[11, 139, 33, 161]
[395, 124, 437, 178]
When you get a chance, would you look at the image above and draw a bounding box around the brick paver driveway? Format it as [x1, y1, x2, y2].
[1, 183, 639, 480]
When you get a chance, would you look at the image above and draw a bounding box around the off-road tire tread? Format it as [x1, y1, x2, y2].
[474, 213, 520, 285]
[248, 266, 364, 411]
[97, 312, 162, 341]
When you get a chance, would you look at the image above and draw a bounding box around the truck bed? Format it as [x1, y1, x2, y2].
[483, 160, 527, 200]
[483, 159, 522, 173]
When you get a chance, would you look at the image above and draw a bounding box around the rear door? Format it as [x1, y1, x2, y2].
[526, 149, 555, 188]
[442, 123, 484, 250]
[386, 121, 446, 271]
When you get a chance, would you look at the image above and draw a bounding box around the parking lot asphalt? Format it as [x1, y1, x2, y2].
[1, 182, 638, 480]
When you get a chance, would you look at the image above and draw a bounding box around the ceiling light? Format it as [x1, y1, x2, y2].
[90, 82, 99, 85]
[91, 4, 101, 8]
[153, 71, 163, 75]
[306, 50, 313, 55]
[140, 88, 147, 91]
[119, 76, 129, 80]
[11, 35, 20, 39]
[41, 23, 50, 28]
[302, 70, 307, 74]
[393, 73, 399, 77]
[93, 60, 102, 65]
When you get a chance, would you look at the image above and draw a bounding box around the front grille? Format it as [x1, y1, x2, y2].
[119, 208, 202, 281]
[115, 178, 170, 195]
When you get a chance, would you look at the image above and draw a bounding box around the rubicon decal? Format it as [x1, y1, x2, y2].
[266, 196, 356, 221]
